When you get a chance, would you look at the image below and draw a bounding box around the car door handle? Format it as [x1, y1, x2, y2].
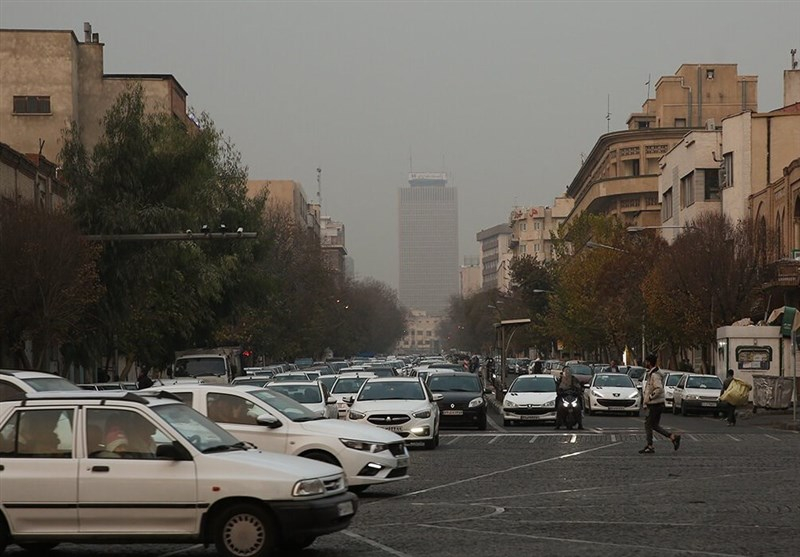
[91, 465, 110, 472]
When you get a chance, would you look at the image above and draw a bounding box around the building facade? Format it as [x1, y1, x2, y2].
[563, 64, 759, 235]
[398, 173, 458, 315]
[0, 142, 67, 211]
[476, 223, 513, 293]
[320, 216, 347, 275]
[0, 24, 193, 164]
[246, 179, 321, 240]
[508, 196, 574, 260]
[395, 310, 442, 355]
[459, 256, 481, 298]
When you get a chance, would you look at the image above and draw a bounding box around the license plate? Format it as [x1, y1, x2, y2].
[442, 409, 463, 415]
[521, 415, 541, 420]
[701, 402, 717, 407]
[337, 501, 354, 517]
[380, 425, 403, 432]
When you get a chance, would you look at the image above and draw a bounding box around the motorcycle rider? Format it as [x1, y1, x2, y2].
[555, 369, 584, 430]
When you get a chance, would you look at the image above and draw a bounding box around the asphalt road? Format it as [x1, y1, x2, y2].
[5, 406, 799, 557]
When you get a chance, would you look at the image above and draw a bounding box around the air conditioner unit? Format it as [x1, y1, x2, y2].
[705, 119, 716, 130]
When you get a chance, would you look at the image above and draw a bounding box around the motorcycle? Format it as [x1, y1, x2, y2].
[555, 390, 582, 430]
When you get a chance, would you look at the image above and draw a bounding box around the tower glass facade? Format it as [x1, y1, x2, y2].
[398, 173, 459, 316]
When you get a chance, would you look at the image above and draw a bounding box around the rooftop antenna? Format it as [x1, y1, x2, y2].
[316, 167, 322, 207]
[606, 94, 611, 133]
[645, 73, 651, 99]
[792, 49, 798, 70]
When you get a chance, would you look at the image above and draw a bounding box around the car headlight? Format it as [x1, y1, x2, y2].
[591, 389, 603, 397]
[685, 394, 699, 401]
[468, 397, 484, 408]
[340, 438, 388, 453]
[348, 410, 366, 420]
[504, 399, 516, 408]
[413, 409, 431, 418]
[628, 391, 640, 398]
[292, 478, 326, 497]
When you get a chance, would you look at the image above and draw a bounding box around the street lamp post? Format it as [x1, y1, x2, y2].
[493, 318, 532, 401]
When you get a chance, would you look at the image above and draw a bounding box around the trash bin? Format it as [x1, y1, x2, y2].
[752, 375, 797, 409]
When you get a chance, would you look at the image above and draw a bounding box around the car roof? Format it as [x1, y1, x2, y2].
[6, 390, 181, 406]
[0, 369, 65, 379]
[267, 381, 319, 388]
[365, 377, 420, 383]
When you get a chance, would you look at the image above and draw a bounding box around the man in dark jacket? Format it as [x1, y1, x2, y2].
[136, 369, 154, 390]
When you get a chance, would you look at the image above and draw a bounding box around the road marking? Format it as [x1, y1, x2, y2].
[529, 435, 538, 443]
[727, 434, 740, 442]
[445, 435, 461, 445]
[611, 434, 617, 442]
[565, 434, 577, 444]
[764, 434, 781, 441]
[488, 435, 500, 444]
[688, 434, 699, 441]
[389, 442, 621, 500]
[420, 525, 749, 556]
[342, 531, 412, 557]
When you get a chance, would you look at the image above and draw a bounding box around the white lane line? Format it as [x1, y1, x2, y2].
[390, 441, 621, 500]
[764, 434, 781, 441]
[567, 434, 577, 444]
[727, 434, 741, 442]
[488, 435, 500, 444]
[159, 546, 205, 557]
[445, 436, 462, 445]
[529, 435, 538, 443]
[420, 524, 749, 557]
[611, 434, 618, 442]
[688, 434, 699, 441]
[342, 531, 412, 557]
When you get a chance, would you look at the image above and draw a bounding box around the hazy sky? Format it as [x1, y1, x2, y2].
[2, 1, 798, 289]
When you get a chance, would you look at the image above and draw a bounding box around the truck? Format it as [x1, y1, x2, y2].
[172, 346, 243, 384]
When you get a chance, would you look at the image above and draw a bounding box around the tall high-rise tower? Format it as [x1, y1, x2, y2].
[398, 172, 459, 315]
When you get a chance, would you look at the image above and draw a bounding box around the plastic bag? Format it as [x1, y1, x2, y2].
[720, 378, 752, 406]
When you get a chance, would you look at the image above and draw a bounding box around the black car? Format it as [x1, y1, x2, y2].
[427, 372, 490, 430]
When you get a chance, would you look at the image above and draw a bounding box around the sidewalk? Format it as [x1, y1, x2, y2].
[736, 405, 800, 431]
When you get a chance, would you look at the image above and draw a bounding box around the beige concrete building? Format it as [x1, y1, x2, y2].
[396, 310, 442, 355]
[0, 24, 193, 164]
[508, 196, 574, 260]
[246, 179, 321, 239]
[0, 143, 67, 211]
[320, 215, 347, 274]
[459, 256, 481, 298]
[564, 64, 758, 235]
[476, 223, 513, 292]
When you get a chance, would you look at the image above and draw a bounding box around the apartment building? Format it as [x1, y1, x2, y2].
[0, 24, 193, 164]
[460, 256, 481, 298]
[476, 223, 513, 293]
[320, 216, 347, 274]
[396, 309, 442, 355]
[563, 64, 758, 234]
[508, 196, 574, 261]
[246, 179, 321, 240]
[0, 142, 67, 211]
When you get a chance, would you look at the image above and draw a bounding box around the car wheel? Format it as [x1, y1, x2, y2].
[300, 450, 341, 468]
[279, 536, 316, 551]
[17, 542, 59, 552]
[477, 417, 487, 431]
[214, 503, 276, 557]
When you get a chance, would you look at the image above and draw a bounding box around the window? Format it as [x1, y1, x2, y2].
[13, 95, 51, 114]
[638, 121, 649, 129]
[722, 153, 734, 188]
[623, 159, 640, 177]
[674, 118, 687, 128]
[662, 188, 673, 220]
[680, 172, 695, 207]
[0, 409, 74, 458]
[0, 381, 25, 402]
[520, 223, 527, 231]
[206, 393, 260, 425]
[86, 408, 170, 459]
[706, 69, 715, 80]
[702, 168, 720, 200]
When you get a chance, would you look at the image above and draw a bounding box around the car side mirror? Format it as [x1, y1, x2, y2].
[326, 396, 337, 404]
[343, 396, 354, 405]
[156, 441, 192, 461]
[432, 393, 444, 401]
[256, 414, 282, 429]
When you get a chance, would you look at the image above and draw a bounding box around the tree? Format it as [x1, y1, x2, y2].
[0, 204, 102, 370]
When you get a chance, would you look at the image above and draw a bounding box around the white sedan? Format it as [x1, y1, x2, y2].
[502, 375, 558, 426]
[266, 381, 338, 419]
[584, 373, 641, 416]
[345, 377, 442, 449]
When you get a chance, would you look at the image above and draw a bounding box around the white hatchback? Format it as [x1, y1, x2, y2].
[148, 384, 409, 492]
[345, 377, 442, 449]
[502, 374, 558, 426]
[584, 373, 641, 416]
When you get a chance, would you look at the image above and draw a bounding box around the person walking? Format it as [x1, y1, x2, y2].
[639, 354, 681, 454]
[721, 369, 737, 426]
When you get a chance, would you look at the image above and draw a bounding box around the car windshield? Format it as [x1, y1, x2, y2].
[152, 402, 242, 452]
[665, 374, 684, 386]
[267, 384, 323, 404]
[319, 375, 337, 390]
[24, 377, 82, 391]
[568, 364, 592, 376]
[254, 388, 322, 421]
[175, 357, 226, 377]
[366, 367, 395, 377]
[511, 376, 556, 393]
[358, 381, 425, 401]
[271, 374, 309, 382]
[594, 374, 634, 388]
[686, 376, 723, 389]
[428, 375, 481, 392]
[627, 367, 646, 380]
[331, 377, 368, 394]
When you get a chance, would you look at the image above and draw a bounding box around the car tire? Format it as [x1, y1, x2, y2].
[17, 542, 59, 553]
[0, 517, 8, 555]
[300, 450, 341, 468]
[213, 502, 277, 557]
[279, 535, 316, 551]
